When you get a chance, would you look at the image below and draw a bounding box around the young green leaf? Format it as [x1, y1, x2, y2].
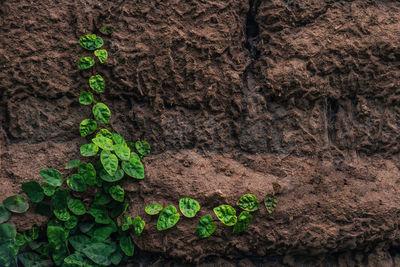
[22, 181, 44, 203]
[213, 205, 237, 226]
[88, 206, 112, 224]
[54, 208, 71, 221]
[157, 205, 180, 231]
[133, 216, 145, 236]
[112, 133, 126, 146]
[89, 75, 105, 93]
[93, 103, 111, 124]
[64, 215, 78, 230]
[109, 185, 124, 202]
[100, 150, 118, 176]
[264, 194, 278, 214]
[78, 163, 96, 186]
[82, 243, 115, 265]
[135, 141, 151, 156]
[121, 157, 144, 179]
[80, 119, 98, 137]
[52, 188, 68, 210]
[179, 198, 200, 218]
[237, 194, 259, 212]
[233, 211, 253, 234]
[99, 168, 124, 182]
[0, 205, 11, 224]
[39, 168, 62, 187]
[3, 195, 29, 213]
[41, 183, 56, 196]
[119, 236, 134, 256]
[65, 159, 80, 169]
[79, 91, 94, 105]
[196, 214, 216, 238]
[121, 216, 132, 231]
[67, 198, 86, 216]
[100, 25, 114, 35]
[94, 49, 108, 63]
[145, 204, 163, 215]
[78, 57, 95, 69]
[113, 144, 130, 161]
[79, 34, 104, 50]
[92, 136, 114, 151]
[96, 129, 113, 139]
[80, 143, 99, 157]
[66, 174, 87, 192]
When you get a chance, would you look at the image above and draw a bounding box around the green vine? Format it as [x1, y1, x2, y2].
[0, 30, 279, 266]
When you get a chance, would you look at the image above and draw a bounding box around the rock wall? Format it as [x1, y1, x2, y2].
[1, 0, 400, 265]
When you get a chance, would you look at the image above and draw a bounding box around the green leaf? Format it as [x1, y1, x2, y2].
[69, 235, 91, 251]
[233, 211, 253, 234]
[121, 216, 132, 231]
[52, 243, 68, 265]
[109, 185, 124, 202]
[133, 216, 145, 236]
[52, 188, 68, 210]
[65, 159, 80, 169]
[64, 215, 78, 230]
[3, 195, 29, 213]
[67, 198, 86, 216]
[80, 143, 99, 157]
[88, 206, 112, 224]
[78, 163, 96, 186]
[264, 194, 278, 214]
[111, 251, 123, 265]
[119, 236, 134, 256]
[121, 158, 144, 179]
[77, 57, 95, 69]
[47, 225, 67, 249]
[213, 205, 237, 226]
[0, 241, 18, 267]
[92, 136, 114, 151]
[64, 253, 93, 267]
[113, 144, 130, 161]
[22, 181, 44, 203]
[157, 205, 180, 231]
[79, 222, 95, 234]
[0, 205, 11, 224]
[89, 75, 105, 93]
[0, 223, 16, 242]
[25, 226, 39, 242]
[80, 119, 98, 137]
[145, 204, 163, 215]
[92, 190, 111, 206]
[54, 208, 71, 221]
[79, 34, 104, 50]
[93, 103, 111, 124]
[99, 168, 124, 182]
[130, 152, 140, 161]
[82, 243, 115, 265]
[94, 49, 108, 63]
[109, 202, 128, 218]
[135, 141, 151, 156]
[67, 174, 87, 192]
[93, 225, 113, 242]
[96, 129, 113, 139]
[100, 150, 118, 176]
[79, 91, 93, 105]
[14, 232, 26, 247]
[237, 194, 259, 212]
[39, 169, 62, 187]
[41, 183, 56, 197]
[196, 214, 216, 238]
[18, 252, 50, 267]
[111, 133, 126, 146]
[179, 198, 200, 218]
[34, 202, 52, 217]
[100, 25, 114, 35]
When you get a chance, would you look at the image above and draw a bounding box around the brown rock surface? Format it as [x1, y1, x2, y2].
[1, 0, 400, 265]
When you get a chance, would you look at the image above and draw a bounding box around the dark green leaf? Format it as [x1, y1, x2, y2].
[110, 250, 123, 265]
[213, 205, 237, 226]
[119, 236, 134, 257]
[82, 243, 115, 265]
[179, 198, 200, 218]
[93, 225, 113, 242]
[264, 194, 278, 214]
[196, 214, 216, 238]
[47, 225, 67, 249]
[100, 150, 118, 176]
[41, 183, 56, 197]
[25, 226, 39, 242]
[39, 169, 62, 187]
[34, 201, 52, 217]
[135, 141, 151, 156]
[121, 158, 144, 179]
[69, 235, 91, 251]
[64, 253, 93, 267]
[22, 181, 44, 203]
[79, 34, 104, 50]
[52, 243, 68, 265]
[92, 190, 111, 206]
[237, 194, 259, 212]
[94, 49, 108, 63]
[109, 202, 128, 218]
[133, 216, 145, 236]
[100, 25, 114, 35]
[92, 136, 113, 151]
[67, 198, 86, 216]
[96, 129, 113, 139]
[88, 206, 111, 224]
[93, 103, 111, 124]
[233, 211, 253, 234]
[80, 119, 97, 137]
[15, 233, 25, 247]
[77, 57, 95, 69]
[65, 159, 80, 169]
[54, 208, 71, 221]
[3, 195, 29, 213]
[66, 174, 87, 192]
[0, 223, 16, 242]
[99, 168, 124, 182]
[79, 222, 95, 234]
[80, 143, 99, 157]
[51, 188, 68, 210]
[0, 241, 18, 267]
[89, 75, 105, 93]
[109, 185, 124, 202]
[78, 163, 96, 186]
[157, 205, 180, 231]
[0, 205, 11, 223]
[64, 215, 78, 230]
[79, 91, 93, 105]
[113, 144, 130, 161]
[145, 204, 163, 215]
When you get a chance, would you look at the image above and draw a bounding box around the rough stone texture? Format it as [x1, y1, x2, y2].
[1, 0, 400, 266]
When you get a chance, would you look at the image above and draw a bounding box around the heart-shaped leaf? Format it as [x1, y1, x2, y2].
[22, 181, 44, 203]
[94, 49, 108, 63]
[67, 198, 86, 216]
[80, 143, 99, 157]
[179, 198, 200, 218]
[264, 194, 278, 214]
[157, 205, 180, 231]
[79, 91, 94, 105]
[54, 208, 71, 221]
[52, 188, 68, 210]
[39, 168, 62, 187]
[237, 194, 259, 212]
[79, 34, 104, 50]
[111, 133, 126, 145]
[82, 243, 115, 265]
[113, 144, 130, 161]
[135, 141, 150, 156]
[233, 211, 253, 234]
[99, 168, 124, 182]
[121, 158, 144, 179]
[97, 129, 113, 139]
[66, 174, 87, 192]
[88, 206, 112, 224]
[133, 216, 145, 236]
[100, 150, 118, 176]
[80, 119, 98, 137]
[196, 214, 216, 238]
[78, 163, 96, 186]
[65, 215, 78, 230]
[89, 75, 105, 93]
[77, 57, 95, 69]
[3, 195, 29, 213]
[145, 204, 163, 215]
[92, 136, 113, 151]
[93, 103, 111, 124]
[65, 159, 80, 169]
[41, 183, 56, 196]
[119, 236, 134, 257]
[213, 205, 237, 226]
[109, 185, 124, 202]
